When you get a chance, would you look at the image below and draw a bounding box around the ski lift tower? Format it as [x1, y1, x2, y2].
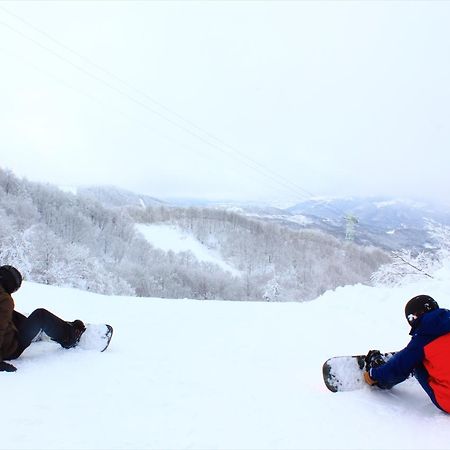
[345, 214, 359, 241]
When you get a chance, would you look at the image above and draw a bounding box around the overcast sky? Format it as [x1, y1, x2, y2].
[1, 1, 450, 204]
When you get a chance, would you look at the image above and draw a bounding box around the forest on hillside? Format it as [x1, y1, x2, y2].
[0, 168, 389, 301]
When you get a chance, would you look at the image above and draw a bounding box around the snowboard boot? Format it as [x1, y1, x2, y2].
[61, 320, 86, 349]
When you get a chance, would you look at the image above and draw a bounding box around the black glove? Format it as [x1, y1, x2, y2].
[0, 361, 17, 372]
[365, 350, 386, 372]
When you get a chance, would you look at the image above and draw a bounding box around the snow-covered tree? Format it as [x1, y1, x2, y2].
[371, 222, 450, 287]
[0, 166, 391, 301]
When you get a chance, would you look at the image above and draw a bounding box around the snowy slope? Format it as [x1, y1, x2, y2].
[5, 266, 450, 449]
[136, 223, 240, 275]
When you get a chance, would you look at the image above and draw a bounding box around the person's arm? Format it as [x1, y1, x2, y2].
[0, 291, 17, 372]
[0, 291, 13, 357]
[368, 340, 423, 389]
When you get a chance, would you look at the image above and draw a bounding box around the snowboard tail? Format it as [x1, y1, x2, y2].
[322, 352, 395, 392]
[78, 324, 113, 352]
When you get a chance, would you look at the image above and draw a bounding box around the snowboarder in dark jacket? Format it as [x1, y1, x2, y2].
[0, 265, 86, 372]
[364, 295, 450, 413]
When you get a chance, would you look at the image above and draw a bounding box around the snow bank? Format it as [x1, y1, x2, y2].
[4, 271, 450, 449]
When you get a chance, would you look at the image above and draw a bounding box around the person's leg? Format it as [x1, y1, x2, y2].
[12, 309, 85, 358]
[12, 310, 28, 330]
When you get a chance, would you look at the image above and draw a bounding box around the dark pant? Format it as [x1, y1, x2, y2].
[9, 309, 75, 360]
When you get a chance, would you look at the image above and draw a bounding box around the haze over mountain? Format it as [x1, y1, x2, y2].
[82, 185, 450, 252]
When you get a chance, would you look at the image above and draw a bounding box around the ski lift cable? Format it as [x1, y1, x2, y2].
[0, 4, 234, 140]
[0, 15, 398, 238]
[0, 10, 368, 225]
[0, 4, 322, 202]
[0, 8, 342, 205]
[0, 27, 323, 208]
[0, 16, 324, 203]
[2, 22, 393, 239]
[0, 44, 293, 198]
[0, 6, 326, 214]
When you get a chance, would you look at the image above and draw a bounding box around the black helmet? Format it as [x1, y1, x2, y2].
[405, 295, 439, 327]
[0, 265, 22, 294]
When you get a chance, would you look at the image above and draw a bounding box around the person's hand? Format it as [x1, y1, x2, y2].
[0, 361, 17, 372]
[364, 370, 377, 386]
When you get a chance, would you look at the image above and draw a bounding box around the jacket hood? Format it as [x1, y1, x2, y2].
[411, 308, 450, 337]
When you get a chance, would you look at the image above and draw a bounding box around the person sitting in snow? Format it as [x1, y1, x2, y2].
[364, 294, 450, 413]
[0, 265, 86, 372]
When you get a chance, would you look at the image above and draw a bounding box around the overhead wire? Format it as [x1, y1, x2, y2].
[0, 6, 326, 203]
[0, 16, 300, 199]
[0, 44, 227, 169]
[0, 4, 321, 203]
[0, 5, 386, 232]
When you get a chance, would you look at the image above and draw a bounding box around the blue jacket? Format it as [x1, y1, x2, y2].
[370, 308, 450, 412]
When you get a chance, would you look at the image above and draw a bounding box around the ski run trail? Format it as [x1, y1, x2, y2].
[5, 261, 450, 450]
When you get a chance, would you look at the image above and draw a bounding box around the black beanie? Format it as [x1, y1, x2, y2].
[0, 265, 22, 294]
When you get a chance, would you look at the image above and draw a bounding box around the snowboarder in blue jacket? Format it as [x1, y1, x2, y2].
[364, 295, 450, 413]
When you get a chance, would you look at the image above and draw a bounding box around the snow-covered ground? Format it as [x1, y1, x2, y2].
[136, 223, 240, 275]
[5, 261, 450, 449]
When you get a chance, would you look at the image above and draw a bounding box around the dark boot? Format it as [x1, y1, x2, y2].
[61, 320, 86, 349]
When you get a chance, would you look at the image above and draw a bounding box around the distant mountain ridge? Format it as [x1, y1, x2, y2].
[287, 197, 450, 229]
[72, 186, 450, 252]
[158, 195, 450, 252]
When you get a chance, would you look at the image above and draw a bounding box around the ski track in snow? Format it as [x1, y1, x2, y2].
[135, 223, 240, 276]
[5, 265, 450, 449]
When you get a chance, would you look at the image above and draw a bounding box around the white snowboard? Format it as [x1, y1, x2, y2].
[322, 352, 395, 392]
[78, 324, 113, 352]
[34, 323, 113, 352]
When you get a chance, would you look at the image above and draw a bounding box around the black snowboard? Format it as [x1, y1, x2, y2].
[322, 352, 395, 392]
